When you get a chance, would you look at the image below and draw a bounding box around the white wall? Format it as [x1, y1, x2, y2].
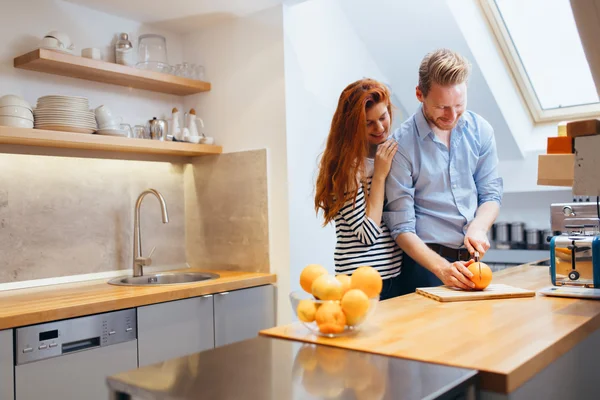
[182, 6, 290, 323]
[283, 0, 398, 297]
[1, 0, 184, 127]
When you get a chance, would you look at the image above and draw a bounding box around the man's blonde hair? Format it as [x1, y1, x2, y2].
[418, 49, 471, 97]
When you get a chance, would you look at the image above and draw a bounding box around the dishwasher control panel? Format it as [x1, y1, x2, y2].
[15, 308, 136, 365]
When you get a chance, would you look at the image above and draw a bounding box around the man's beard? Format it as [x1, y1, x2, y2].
[423, 106, 460, 131]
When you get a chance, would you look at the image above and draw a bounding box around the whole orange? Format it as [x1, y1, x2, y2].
[467, 262, 493, 290]
[312, 274, 343, 301]
[341, 289, 370, 326]
[296, 299, 317, 323]
[351, 266, 383, 298]
[315, 301, 347, 334]
[335, 274, 352, 296]
[300, 264, 327, 294]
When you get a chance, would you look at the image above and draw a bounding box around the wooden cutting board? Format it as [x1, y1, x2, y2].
[416, 284, 536, 302]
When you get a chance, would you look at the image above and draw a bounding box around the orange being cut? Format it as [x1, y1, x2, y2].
[467, 262, 493, 290]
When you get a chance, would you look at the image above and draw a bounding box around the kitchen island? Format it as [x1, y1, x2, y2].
[261, 263, 600, 399]
[107, 336, 478, 399]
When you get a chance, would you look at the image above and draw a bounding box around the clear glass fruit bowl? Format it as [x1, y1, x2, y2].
[290, 290, 379, 338]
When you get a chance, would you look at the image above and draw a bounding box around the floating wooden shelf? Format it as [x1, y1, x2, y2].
[14, 49, 211, 96]
[0, 126, 222, 157]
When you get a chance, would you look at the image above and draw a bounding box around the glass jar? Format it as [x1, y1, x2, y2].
[136, 34, 169, 73]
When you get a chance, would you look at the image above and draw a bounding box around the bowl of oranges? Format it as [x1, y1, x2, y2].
[290, 264, 382, 337]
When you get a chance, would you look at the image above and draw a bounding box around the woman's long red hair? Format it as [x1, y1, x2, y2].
[315, 79, 393, 225]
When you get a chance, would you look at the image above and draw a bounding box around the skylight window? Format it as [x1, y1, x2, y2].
[481, 0, 600, 122]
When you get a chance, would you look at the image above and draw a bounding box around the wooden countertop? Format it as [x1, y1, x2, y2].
[0, 269, 276, 330]
[260, 264, 600, 394]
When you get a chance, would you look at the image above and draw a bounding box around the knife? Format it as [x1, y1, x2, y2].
[474, 251, 481, 279]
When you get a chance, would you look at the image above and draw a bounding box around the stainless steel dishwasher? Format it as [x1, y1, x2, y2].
[15, 309, 138, 400]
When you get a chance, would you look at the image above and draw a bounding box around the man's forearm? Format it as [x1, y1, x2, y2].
[395, 232, 447, 277]
[469, 201, 500, 232]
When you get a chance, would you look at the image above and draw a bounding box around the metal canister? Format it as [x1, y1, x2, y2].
[147, 117, 168, 141]
[510, 222, 526, 249]
[525, 228, 540, 250]
[494, 222, 510, 249]
[115, 32, 135, 66]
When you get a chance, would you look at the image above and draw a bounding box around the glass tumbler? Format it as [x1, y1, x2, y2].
[133, 125, 148, 139]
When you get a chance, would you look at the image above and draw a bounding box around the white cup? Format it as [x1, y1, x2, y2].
[40, 37, 60, 50]
[95, 105, 118, 127]
[46, 31, 73, 50]
[42, 31, 74, 53]
[82, 48, 102, 60]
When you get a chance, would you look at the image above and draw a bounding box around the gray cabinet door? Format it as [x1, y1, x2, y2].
[214, 285, 275, 347]
[0, 329, 13, 400]
[138, 295, 215, 367]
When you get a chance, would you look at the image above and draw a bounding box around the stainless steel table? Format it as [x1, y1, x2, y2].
[107, 336, 477, 400]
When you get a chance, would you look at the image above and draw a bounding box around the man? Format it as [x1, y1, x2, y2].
[383, 48, 503, 292]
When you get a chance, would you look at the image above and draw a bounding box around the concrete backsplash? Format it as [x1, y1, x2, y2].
[0, 153, 186, 283]
[185, 149, 270, 273]
[0, 149, 269, 284]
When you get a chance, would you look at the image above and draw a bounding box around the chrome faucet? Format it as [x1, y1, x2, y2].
[133, 189, 169, 277]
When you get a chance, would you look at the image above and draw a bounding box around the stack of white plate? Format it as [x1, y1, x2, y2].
[33, 95, 97, 134]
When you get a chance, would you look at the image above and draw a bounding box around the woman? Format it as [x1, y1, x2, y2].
[314, 78, 403, 301]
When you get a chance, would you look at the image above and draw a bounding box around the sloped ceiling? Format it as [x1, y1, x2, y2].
[339, 0, 524, 161]
[65, 0, 282, 33]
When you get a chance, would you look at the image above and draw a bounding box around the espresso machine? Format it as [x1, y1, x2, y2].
[548, 201, 600, 288]
[540, 133, 600, 298]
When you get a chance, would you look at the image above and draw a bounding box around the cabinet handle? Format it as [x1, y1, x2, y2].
[202, 294, 213, 298]
[219, 292, 229, 296]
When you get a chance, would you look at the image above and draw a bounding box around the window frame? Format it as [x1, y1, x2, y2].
[479, 0, 600, 123]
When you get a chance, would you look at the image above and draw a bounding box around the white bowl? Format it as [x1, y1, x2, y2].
[0, 95, 32, 110]
[40, 37, 60, 49]
[0, 116, 34, 129]
[45, 30, 73, 49]
[0, 106, 33, 121]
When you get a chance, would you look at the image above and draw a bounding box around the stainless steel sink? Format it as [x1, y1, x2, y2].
[108, 272, 220, 286]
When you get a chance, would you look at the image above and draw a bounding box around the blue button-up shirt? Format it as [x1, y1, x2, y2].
[383, 106, 503, 248]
